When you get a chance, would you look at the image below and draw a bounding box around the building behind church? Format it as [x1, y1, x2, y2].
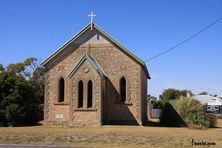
[41, 23, 150, 126]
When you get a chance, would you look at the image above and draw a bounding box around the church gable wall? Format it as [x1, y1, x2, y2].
[44, 28, 146, 126]
[70, 60, 102, 127]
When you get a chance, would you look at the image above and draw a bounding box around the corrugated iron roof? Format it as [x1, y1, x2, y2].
[193, 94, 222, 105]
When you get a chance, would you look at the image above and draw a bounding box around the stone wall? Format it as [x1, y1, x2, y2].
[141, 67, 148, 124]
[44, 28, 148, 126]
[70, 60, 102, 127]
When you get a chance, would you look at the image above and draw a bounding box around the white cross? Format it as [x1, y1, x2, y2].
[88, 11, 96, 30]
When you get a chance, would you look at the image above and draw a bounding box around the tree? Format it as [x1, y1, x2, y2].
[159, 88, 192, 100]
[6, 58, 45, 105]
[0, 72, 41, 126]
[0, 64, 4, 72]
[0, 57, 44, 126]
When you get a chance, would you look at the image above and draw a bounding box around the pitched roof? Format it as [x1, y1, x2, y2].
[193, 94, 222, 105]
[41, 23, 150, 79]
[68, 53, 106, 78]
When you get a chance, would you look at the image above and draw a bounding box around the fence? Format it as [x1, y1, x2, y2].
[151, 109, 162, 118]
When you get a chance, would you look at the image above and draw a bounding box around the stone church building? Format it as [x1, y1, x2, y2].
[41, 23, 150, 126]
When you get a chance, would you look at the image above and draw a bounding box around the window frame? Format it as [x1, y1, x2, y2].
[74, 79, 97, 111]
[58, 77, 65, 102]
[118, 76, 131, 105]
[78, 80, 84, 108]
[54, 76, 69, 105]
[119, 77, 127, 103]
[87, 80, 93, 108]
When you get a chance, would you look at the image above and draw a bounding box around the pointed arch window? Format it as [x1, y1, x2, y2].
[120, 77, 126, 103]
[87, 80, 93, 108]
[58, 77, 65, 102]
[78, 80, 83, 108]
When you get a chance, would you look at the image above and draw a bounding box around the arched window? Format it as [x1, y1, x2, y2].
[58, 77, 65, 102]
[78, 80, 83, 108]
[87, 80, 93, 108]
[120, 77, 126, 102]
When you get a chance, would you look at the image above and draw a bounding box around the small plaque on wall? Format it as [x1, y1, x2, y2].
[55, 114, 64, 119]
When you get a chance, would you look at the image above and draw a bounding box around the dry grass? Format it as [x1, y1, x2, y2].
[0, 119, 222, 148]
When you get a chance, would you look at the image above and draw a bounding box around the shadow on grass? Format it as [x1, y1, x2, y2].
[144, 121, 160, 127]
[144, 102, 185, 127]
[159, 102, 186, 127]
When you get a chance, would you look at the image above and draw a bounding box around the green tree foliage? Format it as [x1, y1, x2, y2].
[0, 57, 44, 126]
[160, 98, 217, 128]
[153, 99, 168, 109]
[24, 57, 45, 105]
[0, 64, 4, 72]
[159, 88, 192, 100]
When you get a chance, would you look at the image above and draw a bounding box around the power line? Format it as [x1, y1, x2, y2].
[146, 16, 222, 62]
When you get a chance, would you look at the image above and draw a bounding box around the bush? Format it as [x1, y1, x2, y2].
[204, 113, 217, 128]
[160, 98, 216, 128]
[160, 102, 186, 127]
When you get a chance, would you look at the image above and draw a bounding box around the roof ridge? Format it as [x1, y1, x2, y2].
[41, 23, 92, 66]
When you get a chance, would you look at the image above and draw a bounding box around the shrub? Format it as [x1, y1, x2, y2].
[160, 102, 186, 127]
[160, 98, 216, 128]
[204, 113, 217, 128]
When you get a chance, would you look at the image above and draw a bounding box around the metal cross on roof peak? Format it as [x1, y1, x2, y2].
[88, 11, 96, 30]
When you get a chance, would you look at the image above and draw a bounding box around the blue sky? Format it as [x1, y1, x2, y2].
[0, 0, 222, 97]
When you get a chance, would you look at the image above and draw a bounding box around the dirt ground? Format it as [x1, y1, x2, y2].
[0, 120, 222, 148]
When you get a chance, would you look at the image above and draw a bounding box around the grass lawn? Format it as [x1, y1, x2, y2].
[0, 119, 222, 148]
